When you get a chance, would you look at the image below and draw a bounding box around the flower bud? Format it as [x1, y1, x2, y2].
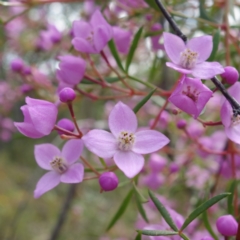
[99, 172, 118, 191]
[221, 66, 239, 85]
[177, 119, 186, 129]
[57, 118, 75, 135]
[59, 87, 76, 102]
[216, 215, 238, 236]
[169, 163, 179, 173]
[11, 58, 24, 72]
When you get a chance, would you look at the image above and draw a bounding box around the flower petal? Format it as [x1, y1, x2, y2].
[34, 144, 61, 170]
[82, 129, 117, 158]
[225, 125, 240, 145]
[34, 171, 60, 198]
[192, 62, 224, 79]
[72, 21, 92, 38]
[62, 139, 84, 165]
[163, 32, 186, 64]
[186, 35, 213, 63]
[132, 130, 170, 154]
[93, 26, 110, 52]
[61, 163, 84, 183]
[114, 150, 144, 178]
[14, 122, 45, 138]
[72, 38, 96, 54]
[166, 62, 192, 75]
[109, 102, 138, 137]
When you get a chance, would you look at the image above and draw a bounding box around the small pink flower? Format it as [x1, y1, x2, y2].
[168, 76, 212, 118]
[34, 139, 84, 198]
[72, 10, 112, 54]
[14, 97, 58, 138]
[83, 102, 169, 178]
[163, 32, 224, 79]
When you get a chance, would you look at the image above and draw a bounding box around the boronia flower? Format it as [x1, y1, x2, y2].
[221, 82, 240, 144]
[14, 97, 58, 138]
[34, 139, 84, 198]
[168, 76, 213, 118]
[163, 32, 224, 79]
[83, 102, 170, 178]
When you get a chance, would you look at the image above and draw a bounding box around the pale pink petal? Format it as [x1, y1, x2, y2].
[14, 122, 45, 138]
[93, 26, 110, 52]
[72, 21, 92, 38]
[25, 96, 51, 106]
[114, 150, 144, 178]
[90, 10, 111, 34]
[186, 35, 212, 63]
[62, 139, 84, 165]
[34, 144, 61, 170]
[225, 125, 240, 145]
[34, 171, 60, 198]
[132, 130, 170, 154]
[82, 129, 117, 158]
[192, 62, 224, 79]
[72, 38, 96, 54]
[166, 62, 192, 75]
[163, 32, 186, 64]
[109, 102, 137, 137]
[61, 163, 84, 183]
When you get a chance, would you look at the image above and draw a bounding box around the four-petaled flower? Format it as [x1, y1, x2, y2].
[163, 32, 224, 79]
[34, 139, 84, 198]
[82, 102, 170, 178]
[221, 82, 240, 144]
[169, 76, 213, 118]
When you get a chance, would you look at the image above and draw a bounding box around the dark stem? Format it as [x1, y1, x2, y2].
[154, 0, 187, 42]
[49, 185, 77, 240]
[155, 0, 240, 115]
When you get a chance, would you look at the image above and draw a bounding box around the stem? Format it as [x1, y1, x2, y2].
[49, 185, 77, 240]
[154, 0, 187, 42]
[80, 156, 100, 176]
[53, 125, 80, 138]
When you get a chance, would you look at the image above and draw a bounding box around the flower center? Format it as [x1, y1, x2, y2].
[179, 48, 198, 69]
[50, 157, 68, 174]
[231, 114, 240, 126]
[118, 131, 135, 151]
[182, 85, 199, 102]
[86, 31, 94, 44]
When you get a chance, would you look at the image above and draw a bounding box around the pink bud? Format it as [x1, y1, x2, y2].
[221, 66, 239, 85]
[216, 215, 238, 236]
[169, 163, 179, 173]
[99, 172, 118, 191]
[59, 87, 76, 102]
[11, 58, 24, 72]
[177, 119, 186, 129]
[57, 118, 75, 135]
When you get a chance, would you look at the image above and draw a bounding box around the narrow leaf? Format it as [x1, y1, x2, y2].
[137, 230, 178, 236]
[135, 196, 149, 223]
[180, 193, 230, 231]
[108, 39, 125, 72]
[144, 0, 160, 11]
[227, 180, 236, 215]
[106, 189, 133, 231]
[98, 157, 107, 168]
[202, 211, 218, 240]
[179, 233, 190, 240]
[81, 76, 122, 84]
[208, 30, 220, 61]
[133, 89, 156, 113]
[199, 0, 216, 22]
[135, 232, 142, 240]
[148, 190, 178, 231]
[126, 27, 143, 73]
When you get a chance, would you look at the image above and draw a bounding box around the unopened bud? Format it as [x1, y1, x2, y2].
[221, 66, 239, 85]
[59, 87, 76, 102]
[99, 172, 118, 191]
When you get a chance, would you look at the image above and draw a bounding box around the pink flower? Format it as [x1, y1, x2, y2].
[34, 139, 84, 198]
[168, 76, 213, 118]
[163, 32, 224, 79]
[72, 10, 112, 54]
[82, 102, 169, 178]
[221, 82, 240, 144]
[14, 97, 58, 138]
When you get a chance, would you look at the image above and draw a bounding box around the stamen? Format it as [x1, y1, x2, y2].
[182, 85, 199, 102]
[50, 157, 68, 174]
[231, 114, 240, 126]
[118, 131, 135, 151]
[179, 48, 198, 69]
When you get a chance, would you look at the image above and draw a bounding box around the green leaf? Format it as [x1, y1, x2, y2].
[208, 30, 220, 61]
[133, 89, 156, 113]
[135, 232, 142, 240]
[81, 77, 122, 84]
[128, 75, 155, 89]
[144, 0, 160, 11]
[180, 192, 230, 231]
[106, 189, 133, 231]
[148, 190, 178, 231]
[179, 233, 190, 240]
[199, 0, 216, 23]
[202, 211, 218, 240]
[227, 180, 236, 215]
[135, 196, 149, 223]
[98, 158, 107, 168]
[108, 39, 125, 72]
[137, 230, 178, 236]
[126, 27, 143, 73]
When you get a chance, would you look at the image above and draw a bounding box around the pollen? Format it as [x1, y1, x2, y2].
[179, 48, 198, 69]
[118, 131, 135, 151]
[50, 157, 68, 174]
